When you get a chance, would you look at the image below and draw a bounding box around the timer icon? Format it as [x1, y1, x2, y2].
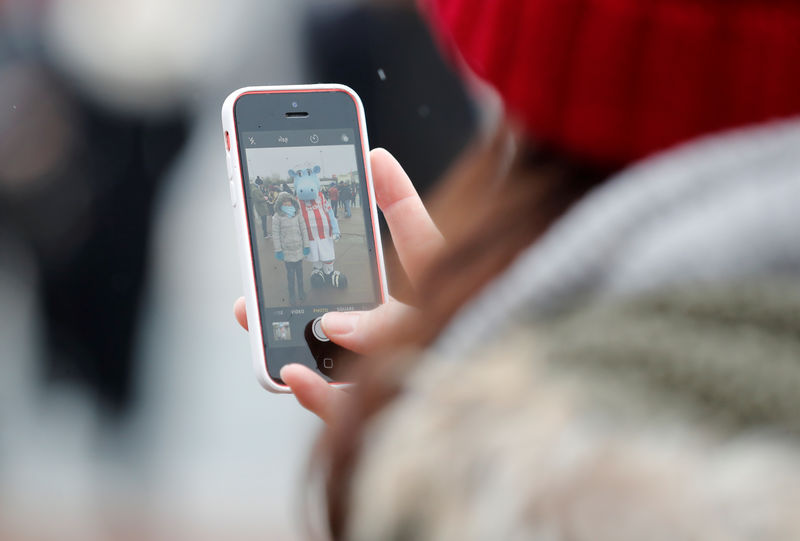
[309, 134, 320, 144]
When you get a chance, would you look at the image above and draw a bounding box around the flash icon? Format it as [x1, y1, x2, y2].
[248, 136, 255, 145]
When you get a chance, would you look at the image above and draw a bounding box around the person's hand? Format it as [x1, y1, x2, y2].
[274, 251, 284, 261]
[233, 148, 444, 423]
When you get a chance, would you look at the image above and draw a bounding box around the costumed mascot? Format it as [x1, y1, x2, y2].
[290, 165, 348, 289]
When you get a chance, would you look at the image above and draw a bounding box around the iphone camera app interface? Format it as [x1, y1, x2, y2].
[239, 125, 381, 377]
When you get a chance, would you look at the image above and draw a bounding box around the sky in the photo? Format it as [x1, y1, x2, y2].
[245, 144, 358, 181]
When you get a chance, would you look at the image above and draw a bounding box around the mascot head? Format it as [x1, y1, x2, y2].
[289, 165, 322, 201]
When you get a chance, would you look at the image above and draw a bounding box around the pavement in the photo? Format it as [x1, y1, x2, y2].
[255, 202, 376, 308]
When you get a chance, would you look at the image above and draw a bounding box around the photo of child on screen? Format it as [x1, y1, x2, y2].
[272, 192, 310, 306]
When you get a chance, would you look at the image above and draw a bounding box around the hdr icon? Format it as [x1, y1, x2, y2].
[277, 136, 288, 144]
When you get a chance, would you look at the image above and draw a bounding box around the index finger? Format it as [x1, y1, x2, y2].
[370, 148, 444, 288]
[234, 296, 248, 330]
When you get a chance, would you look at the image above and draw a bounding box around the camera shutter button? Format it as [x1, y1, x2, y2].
[312, 317, 330, 342]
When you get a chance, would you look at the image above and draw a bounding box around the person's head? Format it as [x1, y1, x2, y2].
[254, 178, 263, 186]
[289, 165, 322, 201]
[275, 192, 298, 214]
[320, 0, 800, 538]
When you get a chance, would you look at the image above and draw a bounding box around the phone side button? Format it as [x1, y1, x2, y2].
[229, 180, 238, 207]
[226, 154, 234, 180]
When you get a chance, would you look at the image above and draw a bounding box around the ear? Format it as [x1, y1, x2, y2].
[288, 169, 297, 178]
[313, 165, 321, 174]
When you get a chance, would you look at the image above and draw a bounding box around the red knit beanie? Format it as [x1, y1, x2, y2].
[423, 0, 800, 166]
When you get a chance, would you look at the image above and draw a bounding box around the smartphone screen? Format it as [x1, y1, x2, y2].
[233, 90, 383, 383]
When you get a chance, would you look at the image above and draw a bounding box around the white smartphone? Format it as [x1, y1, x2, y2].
[221, 85, 388, 392]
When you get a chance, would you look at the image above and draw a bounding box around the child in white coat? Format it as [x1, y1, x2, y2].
[272, 192, 309, 305]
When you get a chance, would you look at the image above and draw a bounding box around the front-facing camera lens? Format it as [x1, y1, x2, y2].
[292, 101, 299, 108]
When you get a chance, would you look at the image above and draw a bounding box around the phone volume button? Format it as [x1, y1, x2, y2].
[226, 154, 234, 180]
[229, 180, 237, 207]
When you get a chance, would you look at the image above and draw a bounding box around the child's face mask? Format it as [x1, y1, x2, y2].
[282, 205, 296, 217]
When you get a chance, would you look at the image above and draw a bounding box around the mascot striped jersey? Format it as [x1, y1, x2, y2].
[293, 166, 339, 241]
[290, 165, 347, 289]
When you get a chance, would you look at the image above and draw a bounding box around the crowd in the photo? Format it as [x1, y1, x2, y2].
[250, 175, 360, 238]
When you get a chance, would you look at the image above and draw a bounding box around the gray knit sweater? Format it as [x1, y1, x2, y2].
[435, 118, 800, 357]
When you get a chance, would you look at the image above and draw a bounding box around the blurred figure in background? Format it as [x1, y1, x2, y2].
[305, 1, 476, 199]
[0, 0, 190, 414]
[339, 182, 352, 219]
[0, 0, 481, 538]
[252, 177, 270, 237]
[328, 182, 339, 218]
[245, 0, 800, 539]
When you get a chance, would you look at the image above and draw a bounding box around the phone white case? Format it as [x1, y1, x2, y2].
[221, 84, 388, 393]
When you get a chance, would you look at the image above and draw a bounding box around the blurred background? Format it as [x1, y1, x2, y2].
[0, 0, 481, 539]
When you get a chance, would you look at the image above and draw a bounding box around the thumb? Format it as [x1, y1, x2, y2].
[321, 299, 413, 355]
[279, 363, 348, 424]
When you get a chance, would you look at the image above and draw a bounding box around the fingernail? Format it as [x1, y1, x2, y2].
[322, 311, 358, 336]
[280, 363, 300, 380]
